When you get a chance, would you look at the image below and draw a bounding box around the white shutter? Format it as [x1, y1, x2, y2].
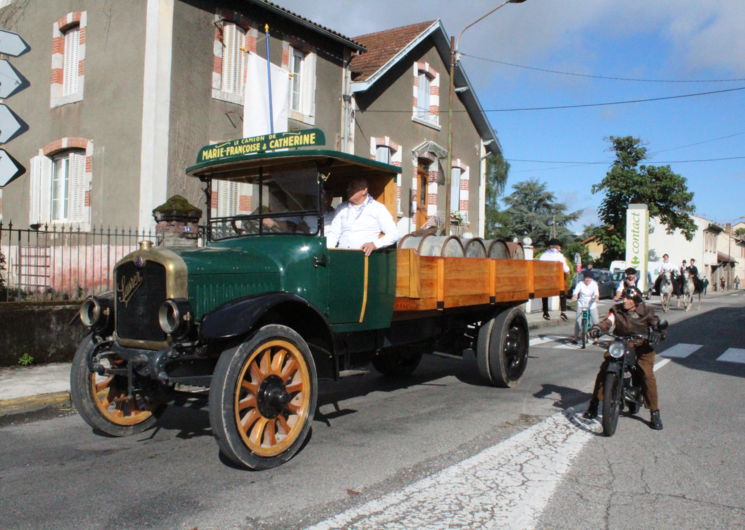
[63, 26, 80, 96]
[210, 180, 218, 218]
[29, 155, 52, 225]
[450, 167, 461, 213]
[222, 24, 246, 95]
[303, 52, 316, 117]
[67, 152, 88, 225]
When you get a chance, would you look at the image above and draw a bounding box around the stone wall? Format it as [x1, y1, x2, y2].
[0, 303, 86, 366]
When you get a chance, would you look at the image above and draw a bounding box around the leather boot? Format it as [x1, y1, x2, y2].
[583, 400, 598, 419]
[650, 409, 663, 430]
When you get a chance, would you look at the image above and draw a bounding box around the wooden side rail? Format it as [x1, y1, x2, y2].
[394, 249, 564, 312]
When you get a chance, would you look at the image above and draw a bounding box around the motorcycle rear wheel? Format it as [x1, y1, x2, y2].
[602, 372, 621, 436]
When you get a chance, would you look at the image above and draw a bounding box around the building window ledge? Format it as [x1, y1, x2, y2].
[289, 109, 315, 126]
[211, 89, 244, 105]
[51, 91, 84, 109]
[412, 115, 441, 130]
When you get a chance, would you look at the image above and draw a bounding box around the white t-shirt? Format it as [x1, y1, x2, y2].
[573, 280, 599, 308]
[660, 261, 676, 273]
[538, 247, 570, 273]
[325, 196, 400, 250]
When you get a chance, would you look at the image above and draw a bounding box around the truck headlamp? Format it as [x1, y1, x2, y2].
[79, 294, 113, 332]
[158, 298, 192, 338]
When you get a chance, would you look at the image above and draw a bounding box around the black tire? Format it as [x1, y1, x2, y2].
[208, 324, 318, 470]
[70, 334, 164, 436]
[601, 372, 621, 436]
[476, 307, 529, 387]
[372, 350, 423, 377]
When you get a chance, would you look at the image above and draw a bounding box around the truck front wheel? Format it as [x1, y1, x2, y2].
[476, 307, 529, 388]
[70, 334, 164, 436]
[209, 324, 318, 470]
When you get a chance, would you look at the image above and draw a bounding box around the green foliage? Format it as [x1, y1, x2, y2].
[18, 353, 35, 367]
[592, 136, 697, 263]
[484, 150, 510, 238]
[565, 240, 592, 269]
[496, 179, 581, 246]
[735, 227, 745, 238]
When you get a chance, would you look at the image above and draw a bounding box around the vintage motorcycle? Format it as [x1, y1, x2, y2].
[593, 322, 667, 436]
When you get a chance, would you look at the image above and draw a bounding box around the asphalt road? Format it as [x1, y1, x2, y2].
[1, 292, 743, 529]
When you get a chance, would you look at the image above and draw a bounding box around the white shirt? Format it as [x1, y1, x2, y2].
[660, 261, 676, 273]
[325, 195, 400, 250]
[573, 280, 599, 308]
[539, 247, 570, 273]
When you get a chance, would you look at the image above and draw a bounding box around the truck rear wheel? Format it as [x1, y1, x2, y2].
[70, 334, 164, 436]
[209, 324, 318, 470]
[476, 307, 529, 387]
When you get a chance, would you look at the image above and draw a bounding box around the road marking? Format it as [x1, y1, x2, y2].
[716, 348, 745, 364]
[529, 337, 553, 346]
[655, 343, 702, 359]
[308, 413, 594, 530]
[654, 358, 671, 371]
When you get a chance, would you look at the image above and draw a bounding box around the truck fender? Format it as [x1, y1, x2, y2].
[200, 292, 328, 341]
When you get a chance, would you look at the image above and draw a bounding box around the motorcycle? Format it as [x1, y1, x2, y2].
[594, 322, 667, 436]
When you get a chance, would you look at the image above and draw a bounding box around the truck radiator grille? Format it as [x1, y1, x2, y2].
[115, 261, 167, 343]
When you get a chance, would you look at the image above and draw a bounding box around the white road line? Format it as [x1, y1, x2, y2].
[654, 358, 671, 371]
[716, 348, 745, 364]
[529, 337, 553, 346]
[308, 413, 594, 530]
[658, 343, 702, 359]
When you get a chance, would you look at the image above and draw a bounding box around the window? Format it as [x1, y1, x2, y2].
[221, 23, 246, 96]
[450, 166, 462, 213]
[376, 145, 392, 164]
[286, 45, 316, 121]
[30, 147, 90, 226]
[416, 72, 431, 120]
[51, 12, 86, 107]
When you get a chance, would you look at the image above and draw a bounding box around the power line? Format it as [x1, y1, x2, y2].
[460, 53, 745, 84]
[362, 85, 745, 113]
[507, 155, 745, 165]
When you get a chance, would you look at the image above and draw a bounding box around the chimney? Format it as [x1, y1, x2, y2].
[725, 223, 732, 234]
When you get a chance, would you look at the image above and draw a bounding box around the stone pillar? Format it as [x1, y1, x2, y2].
[152, 195, 202, 248]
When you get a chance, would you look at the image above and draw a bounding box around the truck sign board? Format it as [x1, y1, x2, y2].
[196, 129, 325, 164]
[0, 59, 24, 98]
[0, 104, 23, 144]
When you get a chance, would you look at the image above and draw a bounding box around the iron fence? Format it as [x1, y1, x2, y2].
[0, 222, 157, 302]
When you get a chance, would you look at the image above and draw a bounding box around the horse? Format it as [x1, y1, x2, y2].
[659, 271, 673, 312]
[680, 269, 696, 311]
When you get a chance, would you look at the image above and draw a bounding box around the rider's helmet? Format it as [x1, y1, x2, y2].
[622, 287, 643, 304]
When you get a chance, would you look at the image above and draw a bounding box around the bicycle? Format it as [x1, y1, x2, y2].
[577, 296, 596, 349]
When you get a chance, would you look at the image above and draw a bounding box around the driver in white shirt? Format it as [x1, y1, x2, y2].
[325, 177, 399, 256]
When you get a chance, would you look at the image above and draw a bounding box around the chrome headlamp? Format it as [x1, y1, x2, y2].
[79, 293, 114, 333]
[608, 341, 626, 359]
[158, 298, 193, 339]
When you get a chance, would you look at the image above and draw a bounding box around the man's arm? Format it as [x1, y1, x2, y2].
[325, 204, 343, 249]
[372, 203, 400, 249]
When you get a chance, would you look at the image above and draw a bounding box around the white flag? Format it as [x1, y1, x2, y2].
[243, 52, 289, 137]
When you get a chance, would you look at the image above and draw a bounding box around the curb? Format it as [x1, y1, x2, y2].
[0, 391, 73, 427]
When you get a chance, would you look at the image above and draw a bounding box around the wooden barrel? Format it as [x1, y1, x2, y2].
[485, 239, 509, 259]
[505, 241, 525, 259]
[418, 235, 465, 257]
[463, 237, 487, 258]
[398, 233, 420, 250]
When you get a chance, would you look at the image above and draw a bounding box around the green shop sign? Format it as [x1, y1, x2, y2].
[196, 129, 326, 163]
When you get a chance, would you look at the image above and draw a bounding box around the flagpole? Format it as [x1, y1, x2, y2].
[264, 24, 274, 134]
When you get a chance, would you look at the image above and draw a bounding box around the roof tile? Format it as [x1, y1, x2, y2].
[351, 21, 436, 81]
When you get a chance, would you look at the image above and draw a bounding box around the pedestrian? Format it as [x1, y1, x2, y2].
[720, 277, 726, 291]
[702, 277, 709, 294]
[735, 276, 740, 290]
[539, 238, 570, 321]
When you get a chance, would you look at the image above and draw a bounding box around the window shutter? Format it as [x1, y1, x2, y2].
[303, 52, 316, 117]
[210, 180, 218, 218]
[29, 155, 52, 225]
[63, 26, 80, 96]
[67, 152, 88, 225]
[221, 24, 246, 95]
[450, 167, 461, 213]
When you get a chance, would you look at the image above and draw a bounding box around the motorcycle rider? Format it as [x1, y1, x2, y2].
[584, 287, 664, 430]
[613, 267, 643, 301]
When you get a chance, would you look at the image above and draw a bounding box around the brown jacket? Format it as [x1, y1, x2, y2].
[599, 301, 660, 337]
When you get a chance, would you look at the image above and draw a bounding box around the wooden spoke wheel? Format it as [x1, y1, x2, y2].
[70, 335, 164, 436]
[209, 324, 317, 470]
[476, 307, 529, 388]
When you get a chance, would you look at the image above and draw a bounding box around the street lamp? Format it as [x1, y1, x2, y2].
[444, 0, 527, 235]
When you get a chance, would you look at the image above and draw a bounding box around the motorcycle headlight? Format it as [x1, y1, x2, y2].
[158, 298, 192, 339]
[79, 294, 113, 333]
[609, 342, 626, 359]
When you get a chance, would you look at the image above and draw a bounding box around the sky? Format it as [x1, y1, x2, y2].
[280, 0, 745, 233]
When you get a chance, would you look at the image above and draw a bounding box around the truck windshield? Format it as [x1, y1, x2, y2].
[208, 165, 322, 240]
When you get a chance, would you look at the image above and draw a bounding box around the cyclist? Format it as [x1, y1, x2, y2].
[585, 288, 664, 430]
[570, 271, 599, 344]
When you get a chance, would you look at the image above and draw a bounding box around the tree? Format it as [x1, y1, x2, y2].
[496, 178, 581, 246]
[484, 150, 510, 238]
[735, 227, 745, 238]
[592, 136, 697, 263]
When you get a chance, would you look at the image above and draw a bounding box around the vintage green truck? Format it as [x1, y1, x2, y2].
[71, 131, 564, 470]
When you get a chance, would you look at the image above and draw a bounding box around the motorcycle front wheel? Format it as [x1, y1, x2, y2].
[602, 372, 621, 436]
